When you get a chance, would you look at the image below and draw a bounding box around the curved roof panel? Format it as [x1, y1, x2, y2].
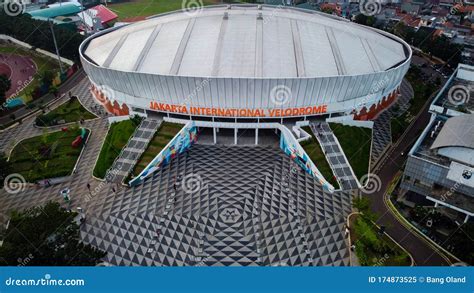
[83, 5, 409, 78]
[431, 114, 474, 150]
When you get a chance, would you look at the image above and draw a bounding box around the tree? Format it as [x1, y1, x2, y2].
[0, 74, 11, 104]
[354, 14, 376, 27]
[0, 202, 106, 266]
[39, 70, 55, 88]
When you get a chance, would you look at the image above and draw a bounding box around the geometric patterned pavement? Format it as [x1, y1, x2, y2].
[309, 122, 360, 190]
[81, 144, 353, 266]
[371, 79, 414, 166]
[1, 77, 353, 266]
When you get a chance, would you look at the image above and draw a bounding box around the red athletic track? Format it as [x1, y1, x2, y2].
[0, 53, 37, 99]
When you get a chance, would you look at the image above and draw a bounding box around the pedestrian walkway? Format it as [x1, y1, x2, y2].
[0, 77, 109, 225]
[371, 112, 392, 166]
[371, 79, 414, 165]
[106, 118, 162, 184]
[309, 122, 359, 190]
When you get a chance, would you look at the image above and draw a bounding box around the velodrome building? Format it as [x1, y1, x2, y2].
[79, 4, 411, 123]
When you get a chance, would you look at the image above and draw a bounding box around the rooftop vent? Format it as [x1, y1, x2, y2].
[223, 12, 229, 20]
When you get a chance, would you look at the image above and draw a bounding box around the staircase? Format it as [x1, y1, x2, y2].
[106, 118, 161, 184]
[309, 122, 360, 190]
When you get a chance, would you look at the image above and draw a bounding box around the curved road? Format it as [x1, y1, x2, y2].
[367, 93, 451, 266]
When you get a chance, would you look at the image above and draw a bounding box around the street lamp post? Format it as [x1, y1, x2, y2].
[48, 19, 64, 73]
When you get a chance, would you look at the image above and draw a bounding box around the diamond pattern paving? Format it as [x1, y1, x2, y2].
[81, 144, 353, 266]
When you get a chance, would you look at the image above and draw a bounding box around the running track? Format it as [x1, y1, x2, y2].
[0, 53, 37, 99]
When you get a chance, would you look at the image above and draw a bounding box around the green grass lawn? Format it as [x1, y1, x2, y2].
[350, 214, 411, 266]
[108, 0, 217, 21]
[329, 123, 372, 180]
[93, 119, 141, 179]
[35, 97, 96, 126]
[131, 122, 183, 177]
[300, 126, 339, 189]
[0, 45, 64, 102]
[9, 128, 89, 182]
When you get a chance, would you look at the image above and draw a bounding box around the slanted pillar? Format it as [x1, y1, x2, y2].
[255, 128, 259, 145]
[464, 214, 470, 224]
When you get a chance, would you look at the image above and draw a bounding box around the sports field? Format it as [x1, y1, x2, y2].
[108, 0, 217, 21]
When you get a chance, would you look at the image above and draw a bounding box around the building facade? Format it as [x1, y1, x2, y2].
[80, 4, 411, 123]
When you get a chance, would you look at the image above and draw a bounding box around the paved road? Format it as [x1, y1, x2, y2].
[367, 95, 450, 266]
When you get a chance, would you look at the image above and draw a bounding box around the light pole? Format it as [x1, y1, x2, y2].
[48, 18, 64, 73]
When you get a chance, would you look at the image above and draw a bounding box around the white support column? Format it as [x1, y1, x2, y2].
[234, 127, 238, 145]
[213, 127, 217, 144]
[255, 128, 259, 145]
[464, 214, 470, 224]
[434, 202, 439, 208]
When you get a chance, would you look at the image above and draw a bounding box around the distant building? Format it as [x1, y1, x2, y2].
[78, 4, 118, 33]
[400, 64, 474, 223]
[27, 2, 82, 19]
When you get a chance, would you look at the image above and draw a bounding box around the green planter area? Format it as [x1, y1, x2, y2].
[8, 127, 89, 182]
[300, 126, 339, 189]
[350, 213, 411, 266]
[93, 118, 141, 179]
[131, 122, 183, 177]
[329, 123, 372, 180]
[35, 97, 96, 127]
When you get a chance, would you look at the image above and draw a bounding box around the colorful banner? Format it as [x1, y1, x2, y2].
[279, 125, 335, 192]
[129, 121, 198, 187]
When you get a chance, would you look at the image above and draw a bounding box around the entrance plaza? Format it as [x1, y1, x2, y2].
[0, 78, 357, 266]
